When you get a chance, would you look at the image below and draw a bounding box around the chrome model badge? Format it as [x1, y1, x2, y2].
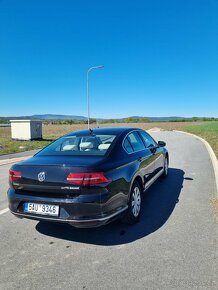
[38, 171, 45, 182]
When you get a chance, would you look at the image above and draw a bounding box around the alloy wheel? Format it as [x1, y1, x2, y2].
[164, 158, 168, 175]
[131, 186, 141, 217]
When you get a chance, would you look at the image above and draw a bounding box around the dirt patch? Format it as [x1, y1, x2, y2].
[148, 127, 162, 132]
[210, 198, 218, 217]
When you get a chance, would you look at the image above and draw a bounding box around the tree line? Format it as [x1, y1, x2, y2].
[43, 117, 218, 125]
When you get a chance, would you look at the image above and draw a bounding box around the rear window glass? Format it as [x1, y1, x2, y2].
[37, 134, 116, 156]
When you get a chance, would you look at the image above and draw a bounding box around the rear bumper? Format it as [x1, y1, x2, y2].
[7, 188, 128, 228]
[9, 207, 128, 227]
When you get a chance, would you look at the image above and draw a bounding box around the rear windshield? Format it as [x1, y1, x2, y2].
[37, 134, 117, 156]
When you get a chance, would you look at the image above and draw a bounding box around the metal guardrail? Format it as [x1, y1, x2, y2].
[0, 124, 11, 127]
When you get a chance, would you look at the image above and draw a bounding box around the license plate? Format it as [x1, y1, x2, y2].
[24, 202, 59, 216]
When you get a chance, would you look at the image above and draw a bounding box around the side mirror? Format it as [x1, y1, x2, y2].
[158, 141, 166, 147]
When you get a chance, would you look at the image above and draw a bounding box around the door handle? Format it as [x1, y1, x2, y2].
[138, 157, 142, 162]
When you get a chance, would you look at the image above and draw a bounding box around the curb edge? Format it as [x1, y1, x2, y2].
[174, 130, 218, 197]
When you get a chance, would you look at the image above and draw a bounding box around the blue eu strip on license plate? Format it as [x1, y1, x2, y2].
[24, 202, 28, 212]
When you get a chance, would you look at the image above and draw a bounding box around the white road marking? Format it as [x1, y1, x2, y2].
[0, 208, 9, 215]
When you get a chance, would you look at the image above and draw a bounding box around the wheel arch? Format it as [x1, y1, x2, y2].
[128, 175, 143, 201]
[165, 151, 169, 163]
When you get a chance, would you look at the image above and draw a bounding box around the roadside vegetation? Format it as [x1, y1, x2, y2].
[0, 121, 217, 158]
[184, 122, 218, 158]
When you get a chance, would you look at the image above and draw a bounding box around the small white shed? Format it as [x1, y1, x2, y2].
[10, 120, 42, 140]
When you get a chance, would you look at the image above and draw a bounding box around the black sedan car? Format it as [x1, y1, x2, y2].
[8, 127, 168, 227]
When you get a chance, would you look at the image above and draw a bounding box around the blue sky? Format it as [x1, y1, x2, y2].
[0, 0, 218, 118]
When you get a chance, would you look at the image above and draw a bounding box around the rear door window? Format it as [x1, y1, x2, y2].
[139, 131, 157, 148]
[124, 131, 145, 153]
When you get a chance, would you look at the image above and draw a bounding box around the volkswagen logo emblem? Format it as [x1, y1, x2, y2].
[38, 172, 45, 182]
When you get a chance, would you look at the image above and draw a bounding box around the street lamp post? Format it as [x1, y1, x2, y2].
[87, 65, 104, 129]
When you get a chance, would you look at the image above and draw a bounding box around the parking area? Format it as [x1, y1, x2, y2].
[0, 131, 217, 290]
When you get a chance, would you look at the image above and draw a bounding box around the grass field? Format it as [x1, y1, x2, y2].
[183, 122, 218, 158]
[0, 121, 217, 158]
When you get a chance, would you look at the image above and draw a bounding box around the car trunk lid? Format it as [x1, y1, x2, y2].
[10, 155, 107, 198]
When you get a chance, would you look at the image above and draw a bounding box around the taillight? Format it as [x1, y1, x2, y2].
[9, 170, 22, 182]
[66, 172, 110, 185]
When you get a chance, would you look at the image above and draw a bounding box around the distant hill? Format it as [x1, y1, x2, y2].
[3, 114, 87, 121]
[0, 114, 186, 122]
[31, 114, 87, 120]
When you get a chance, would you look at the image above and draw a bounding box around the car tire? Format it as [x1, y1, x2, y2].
[161, 156, 169, 178]
[121, 180, 142, 224]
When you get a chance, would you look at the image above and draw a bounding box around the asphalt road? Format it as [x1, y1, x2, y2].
[0, 149, 39, 160]
[0, 131, 217, 290]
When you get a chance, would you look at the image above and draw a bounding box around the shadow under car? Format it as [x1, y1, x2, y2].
[36, 167, 185, 245]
